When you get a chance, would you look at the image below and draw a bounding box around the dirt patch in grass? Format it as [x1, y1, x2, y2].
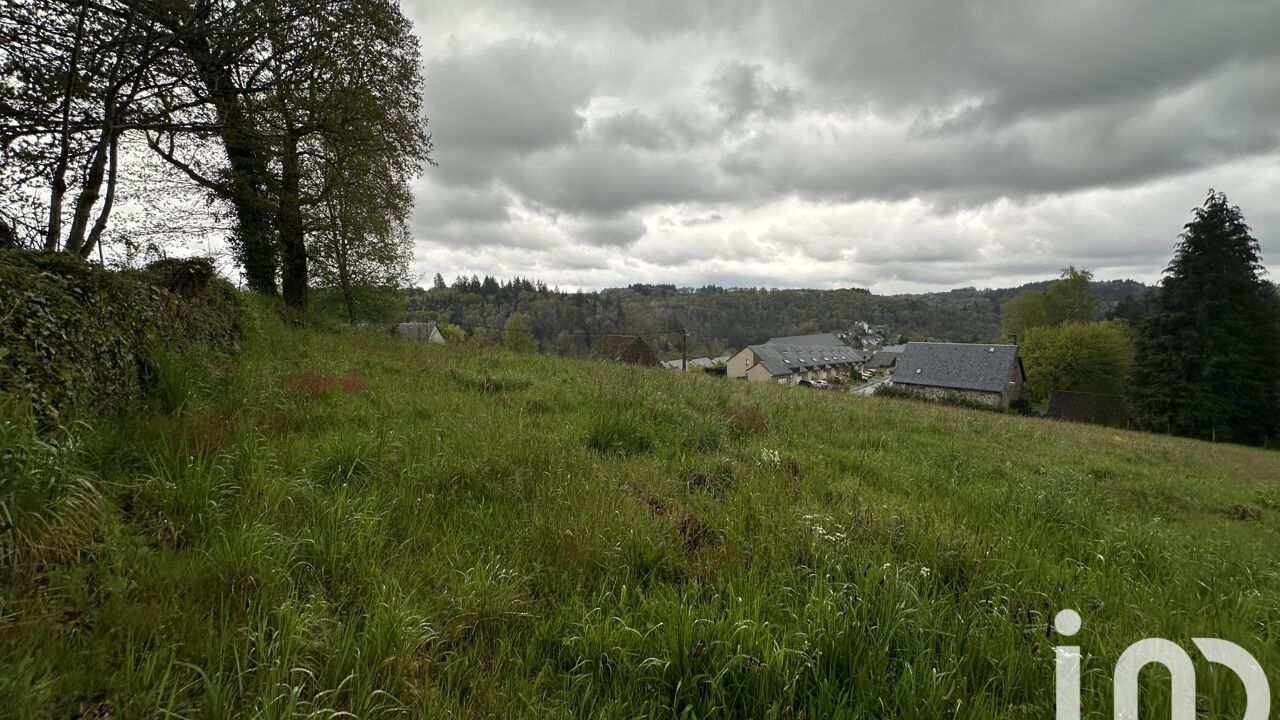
[1227, 503, 1261, 522]
[276, 369, 368, 398]
[170, 399, 238, 460]
[677, 511, 715, 554]
[646, 496, 672, 517]
[685, 459, 737, 496]
[726, 404, 768, 434]
[696, 542, 754, 584]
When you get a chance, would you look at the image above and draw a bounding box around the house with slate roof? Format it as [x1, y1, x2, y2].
[891, 342, 1025, 407]
[590, 335, 662, 366]
[865, 344, 906, 370]
[396, 321, 445, 344]
[726, 333, 867, 385]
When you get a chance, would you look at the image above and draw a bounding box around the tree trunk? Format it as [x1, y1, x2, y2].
[338, 238, 355, 323]
[65, 101, 116, 255]
[180, 31, 278, 295]
[44, 0, 90, 252]
[81, 131, 120, 260]
[0, 220, 16, 249]
[279, 131, 307, 309]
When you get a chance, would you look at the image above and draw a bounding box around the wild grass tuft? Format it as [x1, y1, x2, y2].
[585, 411, 653, 456]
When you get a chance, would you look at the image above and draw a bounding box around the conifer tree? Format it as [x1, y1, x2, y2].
[1132, 191, 1280, 445]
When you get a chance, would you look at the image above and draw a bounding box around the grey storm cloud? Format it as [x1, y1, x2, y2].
[706, 61, 796, 126]
[424, 38, 595, 185]
[404, 0, 1280, 291]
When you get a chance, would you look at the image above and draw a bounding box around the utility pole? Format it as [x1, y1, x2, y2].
[681, 328, 688, 371]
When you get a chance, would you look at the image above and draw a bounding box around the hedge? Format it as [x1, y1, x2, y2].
[0, 250, 245, 427]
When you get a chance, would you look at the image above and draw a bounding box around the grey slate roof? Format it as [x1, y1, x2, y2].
[748, 342, 865, 376]
[662, 356, 728, 370]
[865, 344, 905, 369]
[1047, 391, 1131, 428]
[892, 343, 1023, 393]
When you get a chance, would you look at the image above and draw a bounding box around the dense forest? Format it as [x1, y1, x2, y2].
[402, 275, 1151, 358]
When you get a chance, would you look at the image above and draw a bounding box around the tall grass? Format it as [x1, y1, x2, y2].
[1, 308, 1278, 718]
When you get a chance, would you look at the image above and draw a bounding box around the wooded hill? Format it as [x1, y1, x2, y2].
[403, 278, 1151, 358]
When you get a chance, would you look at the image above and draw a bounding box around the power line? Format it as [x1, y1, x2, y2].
[445, 321, 693, 338]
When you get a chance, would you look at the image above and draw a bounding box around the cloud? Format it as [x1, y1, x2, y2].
[592, 110, 675, 150]
[424, 38, 596, 184]
[706, 61, 796, 126]
[561, 214, 648, 247]
[401, 0, 1280, 291]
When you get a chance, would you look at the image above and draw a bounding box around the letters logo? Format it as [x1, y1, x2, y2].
[1054, 609, 1271, 720]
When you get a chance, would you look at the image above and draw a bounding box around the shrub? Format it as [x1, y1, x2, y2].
[0, 250, 244, 427]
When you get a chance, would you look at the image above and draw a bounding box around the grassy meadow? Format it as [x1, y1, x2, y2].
[3, 308, 1279, 718]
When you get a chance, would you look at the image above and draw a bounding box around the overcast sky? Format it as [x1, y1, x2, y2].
[402, 0, 1280, 293]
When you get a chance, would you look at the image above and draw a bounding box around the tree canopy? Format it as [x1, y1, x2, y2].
[1020, 320, 1135, 402]
[1, 0, 432, 309]
[1131, 191, 1280, 445]
[502, 312, 538, 353]
[1001, 266, 1100, 340]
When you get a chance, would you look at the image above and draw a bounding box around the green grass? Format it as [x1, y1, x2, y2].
[2, 310, 1279, 718]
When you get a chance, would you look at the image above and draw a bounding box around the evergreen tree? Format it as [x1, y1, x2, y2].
[1131, 191, 1280, 445]
[432, 273, 447, 291]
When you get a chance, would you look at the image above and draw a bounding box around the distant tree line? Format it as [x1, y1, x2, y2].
[404, 272, 1148, 359]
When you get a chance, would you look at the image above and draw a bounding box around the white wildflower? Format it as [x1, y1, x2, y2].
[757, 447, 781, 469]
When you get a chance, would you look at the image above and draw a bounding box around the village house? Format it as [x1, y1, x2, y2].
[590, 335, 662, 366]
[396, 321, 445, 344]
[865, 344, 906, 371]
[726, 333, 866, 385]
[891, 342, 1025, 407]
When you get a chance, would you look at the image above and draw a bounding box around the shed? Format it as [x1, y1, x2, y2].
[1048, 391, 1131, 428]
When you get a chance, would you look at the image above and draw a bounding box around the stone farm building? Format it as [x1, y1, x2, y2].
[892, 342, 1025, 407]
[727, 333, 866, 385]
[590, 335, 662, 366]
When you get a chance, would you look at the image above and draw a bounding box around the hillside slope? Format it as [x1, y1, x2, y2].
[3, 311, 1277, 718]
[402, 279, 1151, 357]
